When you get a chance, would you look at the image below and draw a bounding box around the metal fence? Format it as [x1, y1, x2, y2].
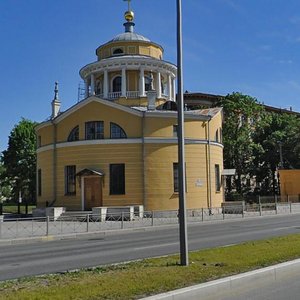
[1, 202, 300, 240]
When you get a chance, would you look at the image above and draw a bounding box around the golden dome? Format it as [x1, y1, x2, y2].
[124, 10, 134, 22]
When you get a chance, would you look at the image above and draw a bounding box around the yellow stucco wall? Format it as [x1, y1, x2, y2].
[36, 150, 53, 207]
[144, 143, 223, 211]
[36, 99, 224, 211]
[279, 170, 300, 196]
[96, 41, 163, 60]
[53, 101, 142, 142]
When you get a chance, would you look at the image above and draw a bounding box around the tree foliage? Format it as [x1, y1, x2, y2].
[0, 159, 12, 201]
[216, 92, 264, 194]
[252, 112, 300, 194]
[2, 118, 37, 202]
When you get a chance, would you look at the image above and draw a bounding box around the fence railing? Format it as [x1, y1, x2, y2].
[1, 202, 300, 240]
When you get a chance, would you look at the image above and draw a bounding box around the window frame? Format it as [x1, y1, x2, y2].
[173, 162, 187, 193]
[85, 121, 104, 140]
[215, 164, 221, 192]
[112, 76, 122, 92]
[109, 164, 125, 195]
[38, 169, 42, 196]
[68, 125, 79, 142]
[110, 122, 127, 139]
[65, 165, 76, 195]
[173, 125, 178, 137]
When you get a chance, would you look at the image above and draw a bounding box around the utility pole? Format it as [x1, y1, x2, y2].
[177, 0, 189, 266]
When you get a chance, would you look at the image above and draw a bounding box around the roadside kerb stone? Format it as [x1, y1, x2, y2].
[141, 259, 300, 300]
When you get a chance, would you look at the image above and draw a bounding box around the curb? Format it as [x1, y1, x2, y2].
[141, 258, 300, 300]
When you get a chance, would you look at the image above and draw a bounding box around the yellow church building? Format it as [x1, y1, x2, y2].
[35, 7, 224, 212]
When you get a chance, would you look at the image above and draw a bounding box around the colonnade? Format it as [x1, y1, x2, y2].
[84, 68, 176, 101]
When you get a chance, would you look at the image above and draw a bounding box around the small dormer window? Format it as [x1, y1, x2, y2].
[113, 48, 124, 55]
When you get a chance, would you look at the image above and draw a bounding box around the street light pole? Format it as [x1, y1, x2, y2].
[177, 0, 189, 266]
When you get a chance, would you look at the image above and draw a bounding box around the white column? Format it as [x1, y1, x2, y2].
[122, 68, 127, 97]
[91, 73, 95, 95]
[84, 79, 89, 98]
[172, 77, 176, 102]
[156, 72, 162, 99]
[167, 74, 172, 101]
[139, 68, 145, 97]
[103, 69, 108, 98]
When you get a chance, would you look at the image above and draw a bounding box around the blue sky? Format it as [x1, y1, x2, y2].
[1, 0, 300, 151]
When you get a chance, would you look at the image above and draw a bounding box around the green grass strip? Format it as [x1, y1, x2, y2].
[1, 233, 300, 300]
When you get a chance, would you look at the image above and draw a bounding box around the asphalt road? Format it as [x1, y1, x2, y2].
[1, 214, 300, 281]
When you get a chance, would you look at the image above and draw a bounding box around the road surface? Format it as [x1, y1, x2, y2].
[1, 214, 300, 281]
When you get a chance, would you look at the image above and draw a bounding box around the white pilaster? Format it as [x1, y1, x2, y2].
[103, 69, 108, 98]
[172, 77, 176, 102]
[167, 74, 172, 101]
[139, 68, 145, 97]
[121, 68, 127, 97]
[156, 72, 162, 99]
[91, 74, 95, 95]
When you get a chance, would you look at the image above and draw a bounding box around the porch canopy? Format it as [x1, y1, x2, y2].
[76, 168, 105, 177]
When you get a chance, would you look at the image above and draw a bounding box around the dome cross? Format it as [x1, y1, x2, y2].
[123, 0, 131, 11]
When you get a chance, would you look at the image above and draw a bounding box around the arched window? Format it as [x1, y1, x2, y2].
[110, 122, 127, 139]
[145, 76, 151, 91]
[68, 126, 79, 142]
[96, 80, 103, 95]
[215, 129, 219, 142]
[113, 48, 124, 55]
[112, 76, 122, 92]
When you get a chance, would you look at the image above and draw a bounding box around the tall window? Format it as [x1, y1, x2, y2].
[173, 125, 178, 137]
[173, 163, 187, 193]
[85, 121, 104, 140]
[110, 164, 125, 195]
[110, 123, 127, 139]
[215, 164, 221, 192]
[38, 169, 42, 196]
[112, 76, 122, 92]
[68, 126, 79, 142]
[96, 80, 103, 95]
[173, 163, 179, 192]
[65, 165, 76, 195]
[145, 76, 151, 91]
[215, 129, 219, 142]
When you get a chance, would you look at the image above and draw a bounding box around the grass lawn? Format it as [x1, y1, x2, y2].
[2, 205, 36, 215]
[1, 234, 300, 300]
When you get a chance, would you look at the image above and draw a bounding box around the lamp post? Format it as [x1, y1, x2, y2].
[177, 0, 189, 266]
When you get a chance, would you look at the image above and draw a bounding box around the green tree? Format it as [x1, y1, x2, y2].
[0, 159, 12, 201]
[216, 92, 264, 195]
[253, 112, 300, 194]
[2, 118, 37, 203]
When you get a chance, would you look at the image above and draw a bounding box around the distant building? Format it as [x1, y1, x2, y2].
[184, 92, 300, 116]
[35, 7, 224, 211]
[279, 170, 300, 198]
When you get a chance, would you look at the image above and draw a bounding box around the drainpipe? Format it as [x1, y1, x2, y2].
[206, 116, 212, 210]
[142, 111, 147, 210]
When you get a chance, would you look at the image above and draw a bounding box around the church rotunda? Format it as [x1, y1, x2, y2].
[79, 8, 177, 107]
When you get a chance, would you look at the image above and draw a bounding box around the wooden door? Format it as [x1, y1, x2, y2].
[84, 177, 102, 210]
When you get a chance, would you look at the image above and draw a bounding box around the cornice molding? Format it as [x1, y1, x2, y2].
[36, 138, 223, 153]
